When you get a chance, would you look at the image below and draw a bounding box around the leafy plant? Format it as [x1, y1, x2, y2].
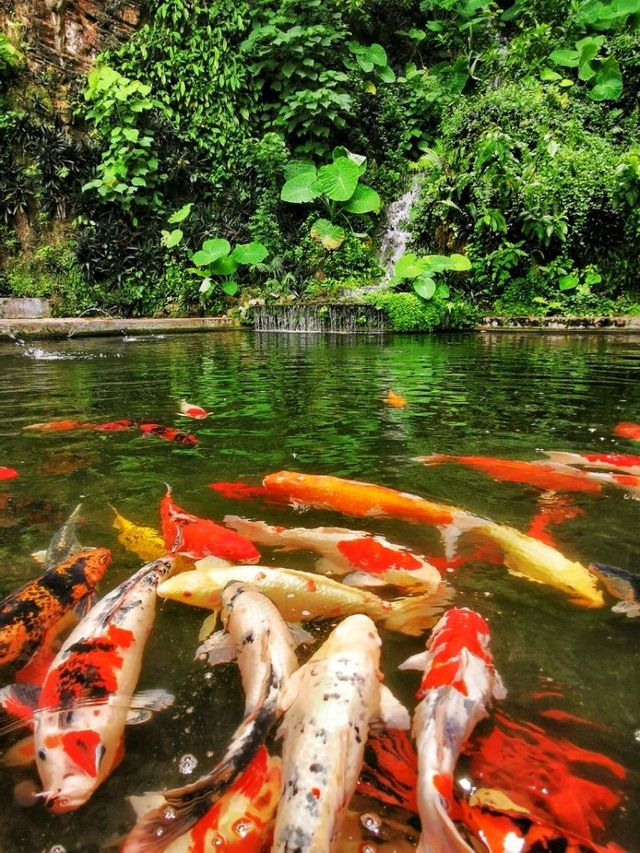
[0, 33, 22, 79]
[391, 251, 471, 299]
[280, 149, 380, 249]
[189, 238, 268, 297]
[547, 37, 624, 100]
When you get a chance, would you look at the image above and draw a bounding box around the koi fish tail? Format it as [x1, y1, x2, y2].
[384, 585, 454, 636]
[413, 454, 451, 466]
[438, 513, 487, 561]
[122, 705, 275, 852]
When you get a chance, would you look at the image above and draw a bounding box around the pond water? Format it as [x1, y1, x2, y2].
[0, 330, 639, 852]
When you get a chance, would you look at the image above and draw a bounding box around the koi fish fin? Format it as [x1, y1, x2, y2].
[373, 685, 411, 731]
[314, 556, 349, 577]
[384, 585, 454, 636]
[276, 663, 309, 719]
[398, 650, 429, 672]
[0, 683, 40, 732]
[413, 454, 449, 466]
[73, 592, 96, 620]
[542, 451, 584, 467]
[195, 630, 236, 666]
[2, 734, 35, 767]
[286, 622, 314, 647]
[31, 549, 47, 565]
[127, 690, 175, 724]
[127, 791, 165, 820]
[612, 600, 640, 617]
[342, 571, 387, 588]
[197, 612, 219, 643]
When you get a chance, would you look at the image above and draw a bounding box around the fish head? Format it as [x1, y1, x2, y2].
[217, 533, 261, 564]
[78, 547, 112, 587]
[325, 614, 381, 655]
[35, 720, 106, 813]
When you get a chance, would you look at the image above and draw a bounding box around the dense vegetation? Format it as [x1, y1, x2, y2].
[1, 0, 640, 325]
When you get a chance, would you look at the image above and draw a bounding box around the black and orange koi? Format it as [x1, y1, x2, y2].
[139, 423, 199, 448]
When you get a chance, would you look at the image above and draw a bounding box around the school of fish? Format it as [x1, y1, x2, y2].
[0, 403, 636, 851]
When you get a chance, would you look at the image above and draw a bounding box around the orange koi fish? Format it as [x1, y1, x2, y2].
[1, 557, 175, 813]
[543, 450, 640, 477]
[223, 515, 442, 593]
[399, 608, 506, 852]
[262, 471, 486, 556]
[208, 481, 285, 506]
[139, 423, 199, 448]
[0, 467, 18, 480]
[23, 419, 96, 433]
[94, 419, 136, 432]
[160, 488, 260, 563]
[526, 496, 584, 547]
[385, 389, 407, 408]
[177, 400, 209, 420]
[613, 422, 640, 441]
[157, 746, 280, 852]
[415, 454, 602, 493]
[0, 548, 111, 668]
[465, 711, 626, 843]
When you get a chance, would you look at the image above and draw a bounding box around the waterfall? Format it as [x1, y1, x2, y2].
[378, 175, 422, 280]
[253, 303, 385, 333]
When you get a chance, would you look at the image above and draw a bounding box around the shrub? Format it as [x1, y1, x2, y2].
[367, 291, 478, 332]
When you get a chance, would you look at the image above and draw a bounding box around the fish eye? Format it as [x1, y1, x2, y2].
[37, 749, 46, 761]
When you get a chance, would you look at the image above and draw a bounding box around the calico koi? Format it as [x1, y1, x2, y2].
[399, 608, 506, 853]
[0, 548, 111, 668]
[139, 424, 199, 448]
[177, 401, 209, 420]
[124, 581, 304, 852]
[223, 515, 442, 593]
[543, 450, 640, 477]
[272, 615, 410, 852]
[159, 562, 451, 636]
[161, 487, 260, 563]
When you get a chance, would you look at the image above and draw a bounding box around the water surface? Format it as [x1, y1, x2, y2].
[0, 330, 639, 851]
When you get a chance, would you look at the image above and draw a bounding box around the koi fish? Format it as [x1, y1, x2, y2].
[159, 562, 451, 636]
[0, 548, 111, 668]
[94, 419, 136, 432]
[385, 390, 407, 408]
[13, 556, 175, 813]
[208, 481, 285, 506]
[31, 503, 83, 569]
[160, 487, 260, 563]
[526, 495, 584, 547]
[589, 562, 640, 618]
[124, 581, 304, 851]
[584, 470, 640, 499]
[0, 467, 18, 480]
[139, 423, 199, 448]
[543, 450, 640, 477]
[23, 420, 95, 432]
[223, 515, 442, 593]
[177, 401, 209, 420]
[613, 422, 640, 440]
[262, 471, 486, 556]
[399, 608, 506, 853]
[414, 454, 602, 493]
[465, 711, 626, 842]
[473, 522, 604, 607]
[273, 615, 410, 852]
[111, 506, 168, 563]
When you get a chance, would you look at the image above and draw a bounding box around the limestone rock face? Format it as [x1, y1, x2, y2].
[2, 0, 141, 75]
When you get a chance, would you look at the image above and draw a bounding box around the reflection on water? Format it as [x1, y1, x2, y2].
[0, 330, 639, 851]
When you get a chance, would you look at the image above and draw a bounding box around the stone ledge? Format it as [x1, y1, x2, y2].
[477, 315, 640, 332]
[0, 316, 240, 340]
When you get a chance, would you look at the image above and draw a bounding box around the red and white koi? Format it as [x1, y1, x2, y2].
[177, 401, 209, 420]
[543, 450, 640, 477]
[223, 515, 442, 593]
[21, 556, 174, 813]
[160, 487, 260, 563]
[273, 615, 410, 852]
[399, 608, 506, 853]
[123, 581, 305, 852]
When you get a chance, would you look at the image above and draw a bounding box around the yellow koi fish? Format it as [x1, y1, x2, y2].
[158, 562, 452, 636]
[111, 506, 168, 563]
[474, 523, 604, 608]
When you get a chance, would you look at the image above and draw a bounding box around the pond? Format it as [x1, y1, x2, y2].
[0, 330, 639, 851]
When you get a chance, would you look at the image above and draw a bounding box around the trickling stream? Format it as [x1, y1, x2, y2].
[378, 175, 422, 280]
[252, 303, 385, 333]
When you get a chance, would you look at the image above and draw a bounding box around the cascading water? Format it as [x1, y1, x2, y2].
[253, 303, 385, 333]
[378, 175, 422, 280]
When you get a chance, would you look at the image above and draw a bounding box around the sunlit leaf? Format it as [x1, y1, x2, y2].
[231, 242, 269, 265]
[168, 203, 193, 224]
[281, 170, 321, 203]
[342, 184, 381, 214]
[222, 280, 239, 296]
[161, 228, 183, 249]
[310, 218, 345, 250]
[589, 56, 623, 101]
[317, 157, 360, 201]
[413, 277, 436, 299]
[559, 274, 579, 291]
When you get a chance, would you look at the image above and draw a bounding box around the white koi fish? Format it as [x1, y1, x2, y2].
[273, 614, 409, 852]
[399, 608, 506, 853]
[123, 581, 308, 852]
[223, 515, 442, 593]
[4, 557, 175, 813]
[158, 562, 452, 636]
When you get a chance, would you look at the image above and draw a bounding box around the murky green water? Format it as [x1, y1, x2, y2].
[0, 330, 639, 852]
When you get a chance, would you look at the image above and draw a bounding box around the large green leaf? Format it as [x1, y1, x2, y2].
[209, 255, 239, 276]
[576, 36, 605, 81]
[222, 280, 239, 296]
[191, 238, 231, 267]
[589, 56, 623, 101]
[310, 218, 345, 250]
[549, 48, 579, 67]
[332, 147, 367, 175]
[559, 274, 579, 291]
[168, 202, 193, 224]
[413, 277, 436, 299]
[231, 242, 269, 265]
[342, 184, 381, 214]
[317, 158, 360, 201]
[280, 170, 321, 203]
[394, 252, 430, 279]
[284, 160, 316, 180]
[367, 43, 388, 67]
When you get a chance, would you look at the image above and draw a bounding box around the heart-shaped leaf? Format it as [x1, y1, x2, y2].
[222, 280, 239, 296]
[413, 277, 437, 299]
[317, 157, 360, 201]
[310, 218, 345, 250]
[231, 242, 269, 265]
[342, 184, 381, 214]
[394, 252, 430, 279]
[281, 169, 321, 203]
[209, 256, 239, 276]
[589, 56, 623, 101]
[191, 238, 231, 267]
[549, 48, 580, 67]
[559, 273, 579, 291]
[161, 228, 183, 249]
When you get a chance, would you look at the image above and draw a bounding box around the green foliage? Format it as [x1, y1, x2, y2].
[367, 291, 478, 331]
[189, 237, 268, 298]
[392, 250, 471, 299]
[0, 34, 22, 79]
